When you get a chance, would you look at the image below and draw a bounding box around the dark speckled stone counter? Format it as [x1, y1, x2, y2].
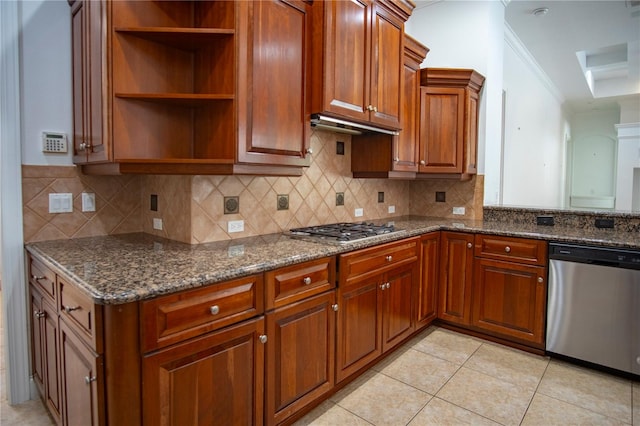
[26, 215, 640, 305]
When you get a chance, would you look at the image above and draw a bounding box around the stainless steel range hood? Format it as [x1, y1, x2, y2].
[310, 114, 399, 136]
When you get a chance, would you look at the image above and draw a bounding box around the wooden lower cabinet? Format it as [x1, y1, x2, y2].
[60, 319, 104, 426]
[438, 231, 474, 325]
[265, 291, 336, 425]
[381, 263, 415, 352]
[472, 258, 547, 347]
[142, 317, 265, 426]
[336, 262, 416, 382]
[30, 286, 62, 423]
[336, 275, 381, 383]
[416, 232, 439, 329]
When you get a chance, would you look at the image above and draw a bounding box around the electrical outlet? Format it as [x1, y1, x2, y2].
[388, 205, 395, 214]
[228, 220, 244, 233]
[48, 193, 73, 213]
[452, 207, 466, 215]
[81, 192, 96, 212]
[355, 208, 363, 217]
[153, 218, 163, 230]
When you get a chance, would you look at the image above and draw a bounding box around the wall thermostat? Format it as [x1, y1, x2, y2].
[42, 132, 68, 153]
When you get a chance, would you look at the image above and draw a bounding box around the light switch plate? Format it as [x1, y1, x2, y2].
[453, 206, 466, 215]
[228, 220, 244, 233]
[388, 205, 395, 214]
[82, 192, 96, 212]
[153, 218, 163, 230]
[49, 193, 73, 213]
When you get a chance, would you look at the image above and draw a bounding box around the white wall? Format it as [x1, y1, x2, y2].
[406, 0, 505, 205]
[501, 28, 569, 208]
[21, 0, 73, 166]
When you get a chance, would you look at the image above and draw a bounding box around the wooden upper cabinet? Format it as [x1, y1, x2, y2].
[418, 68, 485, 179]
[70, 0, 310, 175]
[236, 0, 311, 168]
[71, 0, 108, 164]
[311, 0, 413, 131]
[351, 33, 429, 178]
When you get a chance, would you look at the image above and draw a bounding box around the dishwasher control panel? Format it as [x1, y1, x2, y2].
[549, 243, 640, 270]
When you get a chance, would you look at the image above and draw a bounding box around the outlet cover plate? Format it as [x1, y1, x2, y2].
[228, 220, 244, 233]
[355, 208, 363, 217]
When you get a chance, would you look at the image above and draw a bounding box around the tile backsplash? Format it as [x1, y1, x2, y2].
[23, 130, 483, 244]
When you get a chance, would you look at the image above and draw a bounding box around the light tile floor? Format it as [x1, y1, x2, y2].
[296, 327, 640, 426]
[1, 293, 638, 425]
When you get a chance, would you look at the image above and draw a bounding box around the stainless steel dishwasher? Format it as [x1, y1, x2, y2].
[547, 243, 640, 376]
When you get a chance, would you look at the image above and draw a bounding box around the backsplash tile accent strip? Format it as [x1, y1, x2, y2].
[22, 131, 484, 244]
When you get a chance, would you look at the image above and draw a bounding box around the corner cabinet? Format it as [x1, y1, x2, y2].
[311, 0, 413, 131]
[417, 68, 485, 180]
[351, 33, 429, 178]
[69, 0, 311, 176]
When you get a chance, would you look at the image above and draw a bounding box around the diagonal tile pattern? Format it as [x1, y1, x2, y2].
[23, 130, 484, 244]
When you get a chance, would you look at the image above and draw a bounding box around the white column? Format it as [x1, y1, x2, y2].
[0, 0, 32, 404]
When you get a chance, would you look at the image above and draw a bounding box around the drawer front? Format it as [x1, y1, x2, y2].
[59, 276, 103, 352]
[29, 255, 57, 302]
[474, 235, 547, 266]
[141, 274, 264, 352]
[266, 257, 336, 309]
[339, 237, 419, 285]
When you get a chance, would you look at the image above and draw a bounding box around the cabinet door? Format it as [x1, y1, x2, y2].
[321, 0, 371, 122]
[336, 277, 380, 383]
[417, 233, 439, 329]
[368, 2, 403, 129]
[266, 292, 335, 425]
[142, 317, 265, 426]
[70, 0, 107, 164]
[60, 320, 104, 426]
[30, 289, 46, 397]
[473, 259, 547, 347]
[30, 287, 63, 422]
[381, 264, 415, 352]
[419, 87, 465, 173]
[237, 0, 311, 167]
[438, 232, 474, 325]
[393, 41, 420, 172]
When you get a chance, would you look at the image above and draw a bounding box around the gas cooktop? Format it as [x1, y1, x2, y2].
[289, 222, 401, 244]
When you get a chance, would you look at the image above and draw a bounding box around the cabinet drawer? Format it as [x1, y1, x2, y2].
[265, 257, 335, 309]
[474, 235, 547, 266]
[59, 276, 103, 352]
[29, 255, 57, 302]
[339, 237, 419, 285]
[141, 274, 264, 352]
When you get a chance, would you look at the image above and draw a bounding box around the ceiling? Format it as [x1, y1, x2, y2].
[415, 0, 640, 113]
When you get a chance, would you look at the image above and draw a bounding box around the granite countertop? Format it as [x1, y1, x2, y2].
[26, 215, 640, 305]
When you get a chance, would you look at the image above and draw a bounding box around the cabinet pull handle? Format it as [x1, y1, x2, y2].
[31, 275, 45, 281]
[420, 160, 426, 165]
[385, 255, 393, 262]
[394, 157, 400, 162]
[373, 106, 377, 112]
[303, 277, 312, 285]
[209, 305, 220, 315]
[64, 305, 80, 313]
[504, 246, 511, 253]
[537, 277, 543, 283]
[366, 105, 374, 111]
[34, 310, 45, 319]
[84, 376, 96, 385]
[467, 242, 473, 249]
[259, 334, 268, 344]
[380, 283, 386, 290]
[305, 148, 313, 155]
[380, 282, 390, 290]
[332, 304, 338, 312]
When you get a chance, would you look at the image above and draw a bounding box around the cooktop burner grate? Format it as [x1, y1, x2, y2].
[289, 222, 399, 243]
